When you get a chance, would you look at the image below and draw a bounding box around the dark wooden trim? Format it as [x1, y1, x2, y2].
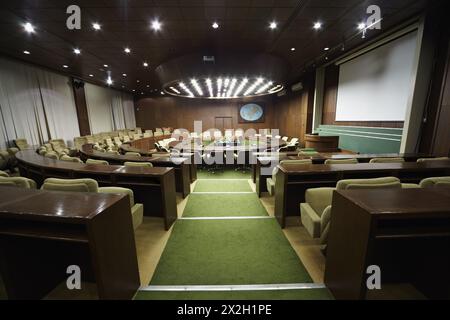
[72, 78, 91, 136]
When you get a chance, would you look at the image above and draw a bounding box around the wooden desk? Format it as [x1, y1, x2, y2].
[16, 150, 177, 230]
[0, 186, 140, 299]
[325, 188, 450, 300]
[126, 134, 172, 152]
[80, 144, 193, 198]
[254, 152, 435, 194]
[305, 134, 339, 152]
[273, 161, 450, 228]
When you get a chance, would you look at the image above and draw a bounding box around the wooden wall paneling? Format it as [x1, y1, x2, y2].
[272, 74, 315, 145]
[418, 9, 450, 157]
[135, 96, 276, 133]
[72, 79, 91, 136]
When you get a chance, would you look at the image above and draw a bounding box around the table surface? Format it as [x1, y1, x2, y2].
[278, 160, 450, 174]
[336, 188, 450, 216]
[0, 186, 125, 221]
[16, 150, 174, 176]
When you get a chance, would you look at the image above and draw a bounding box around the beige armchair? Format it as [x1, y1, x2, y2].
[50, 139, 70, 155]
[113, 137, 122, 147]
[266, 159, 312, 196]
[98, 187, 144, 229]
[0, 170, 9, 177]
[125, 152, 141, 157]
[60, 155, 83, 163]
[420, 176, 450, 188]
[369, 157, 404, 163]
[417, 157, 450, 163]
[0, 176, 37, 189]
[44, 151, 59, 160]
[324, 159, 358, 165]
[73, 137, 87, 150]
[301, 177, 408, 243]
[86, 159, 109, 165]
[124, 162, 153, 168]
[40, 178, 143, 230]
[14, 139, 30, 151]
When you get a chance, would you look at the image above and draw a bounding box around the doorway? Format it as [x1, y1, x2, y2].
[214, 117, 233, 132]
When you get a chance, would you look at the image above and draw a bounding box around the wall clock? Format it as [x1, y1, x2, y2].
[238, 103, 265, 123]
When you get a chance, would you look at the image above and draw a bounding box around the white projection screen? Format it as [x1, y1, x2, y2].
[335, 31, 418, 121]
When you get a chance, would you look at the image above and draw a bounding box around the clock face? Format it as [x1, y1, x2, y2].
[240, 104, 264, 122]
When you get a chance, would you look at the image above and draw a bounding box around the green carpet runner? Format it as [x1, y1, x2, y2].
[137, 169, 332, 300]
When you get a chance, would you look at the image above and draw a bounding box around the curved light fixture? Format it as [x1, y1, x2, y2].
[163, 76, 284, 99]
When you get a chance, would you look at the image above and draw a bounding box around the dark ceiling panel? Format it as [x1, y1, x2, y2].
[0, 0, 434, 94]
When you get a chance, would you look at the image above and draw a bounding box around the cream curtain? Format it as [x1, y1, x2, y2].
[0, 61, 47, 149]
[0, 58, 80, 149]
[85, 83, 136, 133]
[36, 70, 80, 147]
[123, 94, 136, 129]
[85, 83, 115, 134]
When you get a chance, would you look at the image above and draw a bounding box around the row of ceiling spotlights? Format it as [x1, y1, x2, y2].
[21, 18, 370, 92]
[170, 77, 281, 98]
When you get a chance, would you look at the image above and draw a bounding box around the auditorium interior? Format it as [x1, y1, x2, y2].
[1, 0, 450, 301]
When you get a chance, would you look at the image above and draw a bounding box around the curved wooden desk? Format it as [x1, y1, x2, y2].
[80, 144, 192, 198]
[126, 134, 172, 153]
[273, 160, 450, 228]
[0, 186, 140, 299]
[15, 150, 177, 230]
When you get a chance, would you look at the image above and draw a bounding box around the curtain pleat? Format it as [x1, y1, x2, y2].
[85, 83, 136, 133]
[0, 58, 80, 148]
[0, 57, 136, 149]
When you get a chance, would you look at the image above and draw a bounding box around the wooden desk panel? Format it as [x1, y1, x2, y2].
[16, 150, 177, 229]
[254, 153, 435, 195]
[80, 144, 192, 198]
[305, 134, 339, 152]
[273, 161, 450, 228]
[0, 187, 140, 300]
[325, 188, 450, 300]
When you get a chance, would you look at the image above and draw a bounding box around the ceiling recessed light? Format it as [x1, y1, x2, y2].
[161, 91, 165, 95]
[313, 22, 322, 30]
[63, 65, 69, 69]
[124, 47, 131, 54]
[89, 74, 94, 77]
[73, 48, 81, 55]
[324, 47, 330, 51]
[151, 19, 162, 31]
[103, 64, 108, 68]
[212, 22, 219, 29]
[143, 62, 149, 67]
[92, 23, 101, 30]
[122, 73, 127, 77]
[146, 85, 150, 88]
[291, 47, 296, 52]
[23, 22, 35, 33]
[106, 76, 113, 86]
[23, 50, 30, 55]
[358, 22, 366, 30]
[269, 21, 278, 30]
[132, 89, 136, 92]
[137, 80, 140, 83]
